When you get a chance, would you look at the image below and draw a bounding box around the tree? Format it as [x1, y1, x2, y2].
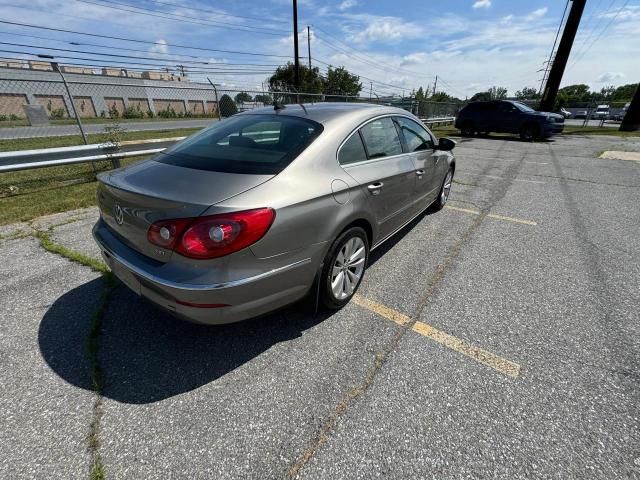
[218, 94, 238, 117]
[515, 87, 540, 100]
[234, 91, 253, 103]
[558, 84, 591, 103]
[488, 86, 508, 100]
[415, 87, 425, 101]
[323, 66, 362, 96]
[611, 83, 638, 102]
[470, 86, 507, 102]
[254, 93, 273, 105]
[268, 62, 323, 93]
[429, 91, 455, 102]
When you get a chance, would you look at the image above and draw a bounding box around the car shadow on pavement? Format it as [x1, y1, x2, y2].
[39, 277, 330, 404]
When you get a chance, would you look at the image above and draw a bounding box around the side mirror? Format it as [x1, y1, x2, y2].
[437, 137, 456, 151]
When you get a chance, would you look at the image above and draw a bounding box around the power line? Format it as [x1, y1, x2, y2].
[134, 0, 290, 24]
[73, 0, 286, 36]
[0, 20, 294, 58]
[0, 40, 282, 68]
[539, 0, 570, 95]
[0, 50, 276, 74]
[568, 0, 630, 69]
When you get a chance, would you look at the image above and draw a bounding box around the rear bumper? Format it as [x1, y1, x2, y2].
[93, 220, 321, 325]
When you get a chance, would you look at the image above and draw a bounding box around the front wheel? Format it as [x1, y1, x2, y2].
[430, 167, 454, 212]
[321, 227, 369, 309]
[520, 124, 539, 141]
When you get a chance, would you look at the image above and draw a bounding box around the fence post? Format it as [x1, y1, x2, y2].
[206, 78, 222, 121]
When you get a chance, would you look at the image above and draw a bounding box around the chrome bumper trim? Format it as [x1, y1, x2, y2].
[94, 228, 311, 291]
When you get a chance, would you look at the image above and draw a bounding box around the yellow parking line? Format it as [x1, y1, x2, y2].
[353, 294, 521, 378]
[445, 205, 537, 226]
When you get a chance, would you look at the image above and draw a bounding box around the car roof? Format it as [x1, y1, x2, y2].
[239, 102, 411, 125]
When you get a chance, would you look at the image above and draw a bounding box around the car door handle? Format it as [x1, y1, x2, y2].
[415, 169, 425, 177]
[367, 182, 384, 195]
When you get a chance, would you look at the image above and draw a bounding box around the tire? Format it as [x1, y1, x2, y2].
[430, 167, 454, 212]
[320, 227, 369, 309]
[520, 124, 539, 141]
[460, 122, 475, 137]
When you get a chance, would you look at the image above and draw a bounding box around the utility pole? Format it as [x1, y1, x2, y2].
[433, 75, 438, 96]
[539, 0, 586, 112]
[177, 64, 185, 77]
[620, 83, 640, 132]
[293, 0, 300, 93]
[370, 81, 373, 101]
[307, 25, 312, 70]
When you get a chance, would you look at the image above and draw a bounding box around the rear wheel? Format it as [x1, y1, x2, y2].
[460, 122, 475, 137]
[430, 167, 454, 212]
[321, 227, 369, 309]
[520, 124, 539, 141]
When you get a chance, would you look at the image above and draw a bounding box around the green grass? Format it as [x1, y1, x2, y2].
[0, 157, 144, 225]
[0, 127, 203, 152]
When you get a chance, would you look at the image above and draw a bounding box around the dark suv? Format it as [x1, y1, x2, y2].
[455, 100, 564, 140]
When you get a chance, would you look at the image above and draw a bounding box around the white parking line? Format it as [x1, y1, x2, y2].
[445, 206, 538, 226]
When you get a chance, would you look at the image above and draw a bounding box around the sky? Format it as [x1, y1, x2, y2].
[0, 0, 638, 98]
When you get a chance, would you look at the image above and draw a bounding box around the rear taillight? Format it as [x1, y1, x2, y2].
[147, 208, 275, 259]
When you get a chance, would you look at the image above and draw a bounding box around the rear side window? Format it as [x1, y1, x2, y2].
[359, 117, 403, 159]
[338, 132, 367, 165]
[156, 114, 323, 174]
[395, 117, 433, 152]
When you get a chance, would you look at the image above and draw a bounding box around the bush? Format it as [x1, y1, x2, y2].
[9, 114, 19, 121]
[122, 105, 145, 119]
[50, 108, 66, 119]
[157, 105, 178, 118]
[146, 110, 155, 118]
[219, 94, 238, 118]
[108, 104, 120, 119]
[0, 114, 7, 121]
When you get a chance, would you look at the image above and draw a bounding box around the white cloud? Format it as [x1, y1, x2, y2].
[149, 39, 169, 55]
[526, 7, 548, 20]
[597, 72, 625, 83]
[338, 0, 358, 10]
[472, 0, 491, 10]
[346, 16, 423, 43]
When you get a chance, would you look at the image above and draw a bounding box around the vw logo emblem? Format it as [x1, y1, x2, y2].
[113, 203, 124, 225]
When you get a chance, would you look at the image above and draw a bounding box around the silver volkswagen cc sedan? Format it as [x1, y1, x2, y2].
[93, 103, 455, 324]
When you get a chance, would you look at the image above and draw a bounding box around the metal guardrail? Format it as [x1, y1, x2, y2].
[421, 116, 456, 127]
[0, 116, 457, 173]
[0, 137, 185, 172]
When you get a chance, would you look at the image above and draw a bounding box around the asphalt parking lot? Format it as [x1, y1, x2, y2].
[1, 133, 639, 479]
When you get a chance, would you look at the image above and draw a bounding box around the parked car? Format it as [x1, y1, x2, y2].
[93, 103, 456, 324]
[594, 104, 610, 120]
[559, 107, 572, 118]
[455, 100, 564, 140]
[574, 110, 588, 119]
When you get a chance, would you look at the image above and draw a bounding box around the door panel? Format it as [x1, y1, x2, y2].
[395, 116, 439, 207]
[339, 117, 416, 241]
[491, 102, 520, 133]
[344, 156, 417, 240]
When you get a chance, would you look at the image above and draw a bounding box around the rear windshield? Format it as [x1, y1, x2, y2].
[155, 114, 323, 174]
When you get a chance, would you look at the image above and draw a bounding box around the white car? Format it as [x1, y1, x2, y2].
[559, 107, 571, 118]
[594, 105, 610, 120]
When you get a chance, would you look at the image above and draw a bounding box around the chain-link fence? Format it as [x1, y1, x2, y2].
[1, 65, 463, 151]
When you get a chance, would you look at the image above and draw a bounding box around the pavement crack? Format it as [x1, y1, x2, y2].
[32, 228, 113, 479]
[285, 141, 528, 478]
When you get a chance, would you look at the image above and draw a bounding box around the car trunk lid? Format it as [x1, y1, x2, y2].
[97, 160, 273, 262]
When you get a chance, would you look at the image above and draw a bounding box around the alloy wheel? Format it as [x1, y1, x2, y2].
[330, 237, 366, 300]
[441, 170, 453, 205]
